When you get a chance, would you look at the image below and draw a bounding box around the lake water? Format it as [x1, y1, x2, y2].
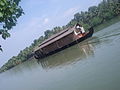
[0, 22, 120, 90]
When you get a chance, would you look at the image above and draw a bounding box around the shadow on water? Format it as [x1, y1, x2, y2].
[37, 36, 101, 69]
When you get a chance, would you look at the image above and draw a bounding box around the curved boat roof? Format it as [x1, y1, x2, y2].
[39, 27, 74, 48]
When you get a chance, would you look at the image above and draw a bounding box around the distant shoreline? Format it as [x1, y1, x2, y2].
[94, 16, 120, 32]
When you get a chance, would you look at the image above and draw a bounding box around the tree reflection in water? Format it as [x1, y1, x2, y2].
[38, 37, 100, 69]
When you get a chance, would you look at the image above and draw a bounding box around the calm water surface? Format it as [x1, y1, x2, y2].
[0, 22, 120, 90]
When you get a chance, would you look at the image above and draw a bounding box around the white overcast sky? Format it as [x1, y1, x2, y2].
[0, 0, 102, 67]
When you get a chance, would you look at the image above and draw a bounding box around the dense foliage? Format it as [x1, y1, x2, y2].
[0, 0, 24, 50]
[0, 0, 120, 73]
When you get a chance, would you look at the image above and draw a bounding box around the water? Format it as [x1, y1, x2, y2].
[0, 22, 120, 90]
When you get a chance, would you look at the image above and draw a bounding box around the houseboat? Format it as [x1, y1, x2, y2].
[34, 24, 94, 59]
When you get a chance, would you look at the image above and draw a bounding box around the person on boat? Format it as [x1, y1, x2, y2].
[74, 24, 85, 37]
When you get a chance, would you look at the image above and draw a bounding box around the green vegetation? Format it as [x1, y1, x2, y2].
[0, 0, 120, 73]
[94, 15, 120, 31]
[0, 0, 24, 50]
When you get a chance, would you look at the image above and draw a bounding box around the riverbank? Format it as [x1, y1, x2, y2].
[94, 16, 120, 32]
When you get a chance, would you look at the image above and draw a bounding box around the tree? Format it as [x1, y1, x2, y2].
[52, 26, 62, 34]
[88, 6, 99, 18]
[44, 30, 53, 39]
[74, 13, 81, 22]
[0, 0, 24, 50]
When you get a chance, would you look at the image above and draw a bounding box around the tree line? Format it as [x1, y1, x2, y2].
[0, 0, 120, 73]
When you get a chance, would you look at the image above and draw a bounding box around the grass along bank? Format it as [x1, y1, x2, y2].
[94, 16, 120, 32]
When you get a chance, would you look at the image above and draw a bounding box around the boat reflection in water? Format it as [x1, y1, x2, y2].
[38, 37, 100, 69]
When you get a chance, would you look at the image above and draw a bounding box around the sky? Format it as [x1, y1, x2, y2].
[0, 0, 102, 67]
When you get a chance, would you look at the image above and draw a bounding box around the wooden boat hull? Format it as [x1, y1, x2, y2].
[34, 27, 94, 59]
